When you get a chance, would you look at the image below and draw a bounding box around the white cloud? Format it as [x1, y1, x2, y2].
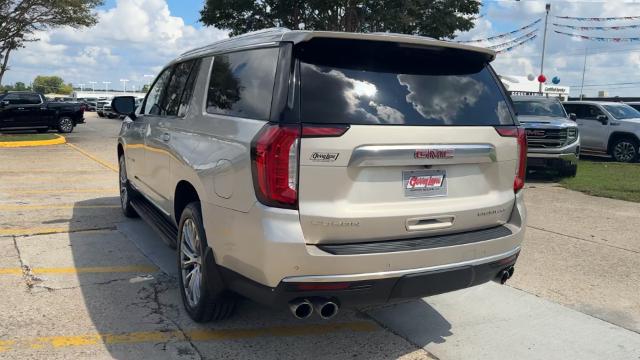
[3, 0, 227, 90]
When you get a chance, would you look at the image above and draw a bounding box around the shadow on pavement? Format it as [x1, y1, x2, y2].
[70, 197, 444, 359]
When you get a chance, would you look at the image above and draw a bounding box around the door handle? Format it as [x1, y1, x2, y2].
[17, 107, 25, 110]
[406, 216, 455, 232]
[162, 133, 171, 142]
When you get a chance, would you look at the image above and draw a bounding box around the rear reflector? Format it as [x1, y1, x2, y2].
[301, 124, 349, 138]
[495, 126, 527, 192]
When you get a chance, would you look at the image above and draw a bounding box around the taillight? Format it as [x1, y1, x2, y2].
[251, 123, 349, 209]
[495, 126, 527, 193]
[251, 124, 300, 209]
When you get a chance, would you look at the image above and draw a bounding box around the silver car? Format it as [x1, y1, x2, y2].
[114, 29, 527, 322]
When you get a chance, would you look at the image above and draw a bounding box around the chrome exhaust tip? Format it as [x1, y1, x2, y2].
[312, 298, 339, 320]
[289, 299, 313, 319]
[496, 266, 514, 285]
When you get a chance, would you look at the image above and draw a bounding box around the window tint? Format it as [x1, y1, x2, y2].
[3, 93, 21, 104]
[144, 68, 171, 115]
[297, 39, 514, 126]
[582, 105, 604, 120]
[206, 47, 279, 120]
[23, 94, 41, 104]
[178, 59, 201, 117]
[603, 104, 640, 119]
[162, 60, 198, 116]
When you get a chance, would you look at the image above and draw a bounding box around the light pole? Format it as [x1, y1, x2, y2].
[79, 83, 85, 92]
[103, 81, 111, 96]
[539, 3, 551, 93]
[89, 81, 97, 96]
[580, 46, 588, 100]
[120, 79, 129, 93]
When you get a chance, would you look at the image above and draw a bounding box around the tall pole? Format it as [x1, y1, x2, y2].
[580, 46, 588, 100]
[120, 79, 129, 93]
[539, 3, 551, 93]
[103, 81, 111, 95]
[89, 81, 97, 96]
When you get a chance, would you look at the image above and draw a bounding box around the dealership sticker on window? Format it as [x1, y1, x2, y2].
[403, 169, 447, 198]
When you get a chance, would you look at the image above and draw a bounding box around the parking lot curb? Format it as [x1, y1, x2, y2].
[0, 134, 66, 148]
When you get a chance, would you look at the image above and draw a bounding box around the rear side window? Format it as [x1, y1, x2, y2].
[206, 47, 279, 120]
[297, 39, 514, 126]
[23, 94, 42, 104]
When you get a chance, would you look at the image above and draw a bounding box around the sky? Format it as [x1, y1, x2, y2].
[4, 0, 640, 97]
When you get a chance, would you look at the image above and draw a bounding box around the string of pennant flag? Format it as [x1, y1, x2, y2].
[456, 18, 541, 43]
[553, 23, 640, 31]
[553, 30, 640, 42]
[555, 15, 640, 21]
[495, 34, 538, 54]
[488, 29, 538, 50]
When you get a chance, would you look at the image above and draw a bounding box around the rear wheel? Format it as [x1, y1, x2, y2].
[178, 202, 235, 322]
[57, 117, 74, 133]
[611, 138, 638, 163]
[118, 155, 138, 218]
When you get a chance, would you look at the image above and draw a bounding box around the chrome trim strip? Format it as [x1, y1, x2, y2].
[282, 246, 521, 283]
[348, 144, 496, 167]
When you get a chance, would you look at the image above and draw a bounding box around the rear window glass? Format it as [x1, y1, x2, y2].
[513, 99, 566, 117]
[297, 39, 514, 126]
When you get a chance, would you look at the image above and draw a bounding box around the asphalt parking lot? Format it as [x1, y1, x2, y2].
[1, 113, 639, 359]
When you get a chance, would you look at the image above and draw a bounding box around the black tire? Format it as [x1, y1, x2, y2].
[36, 128, 48, 133]
[611, 137, 638, 163]
[118, 155, 138, 218]
[560, 164, 578, 177]
[178, 202, 236, 322]
[57, 117, 74, 133]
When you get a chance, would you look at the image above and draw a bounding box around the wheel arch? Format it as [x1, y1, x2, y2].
[607, 132, 639, 154]
[174, 180, 200, 225]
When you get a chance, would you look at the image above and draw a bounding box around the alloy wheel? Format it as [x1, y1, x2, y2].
[613, 141, 636, 162]
[181, 218, 202, 307]
[119, 157, 128, 207]
[59, 118, 73, 133]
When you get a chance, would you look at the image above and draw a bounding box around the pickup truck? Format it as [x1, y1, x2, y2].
[564, 101, 640, 163]
[512, 95, 580, 177]
[0, 92, 84, 133]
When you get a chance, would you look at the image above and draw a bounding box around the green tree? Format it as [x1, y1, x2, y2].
[141, 84, 150, 93]
[0, 0, 103, 85]
[32, 75, 65, 94]
[59, 83, 74, 95]
[200, 0, 480, 39]
[14, 81, 27, 91]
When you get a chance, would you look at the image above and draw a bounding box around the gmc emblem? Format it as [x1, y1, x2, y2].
[414, 149, 455, 159]
[526, 129, 545, 137]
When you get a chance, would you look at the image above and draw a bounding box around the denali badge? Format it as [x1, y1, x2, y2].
[310, 152, 339, 162]
[414, 149, 454, 159]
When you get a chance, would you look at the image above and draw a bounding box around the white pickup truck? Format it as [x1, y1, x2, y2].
[563, 101, 640, 163]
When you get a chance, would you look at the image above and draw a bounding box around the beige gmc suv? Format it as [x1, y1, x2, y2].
[113, 28, 527, 322]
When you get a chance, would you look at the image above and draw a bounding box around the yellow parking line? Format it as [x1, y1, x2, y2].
[0, 321, 378, 352]
[0, 204, 120, 211]
[0, 265, 157, 275]
[66, 142, 118, 172]
[4, 188, 118, 195]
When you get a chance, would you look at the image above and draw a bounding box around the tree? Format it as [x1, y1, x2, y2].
[200, 0, 480, 39]
[14, 81, 26, 91]
[59, 83, 74, 95]
[32, 75, 65, 94]
[0, 0, 103, 85]
[141, 84, 150, 93]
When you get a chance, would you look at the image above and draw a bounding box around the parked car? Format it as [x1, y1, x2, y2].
[114, 29, 526, 322]
[96, 100, 111, 117]
[563, 101, 640, 162]
[0, 91, 84, 133]
[511, 96, 579, 176]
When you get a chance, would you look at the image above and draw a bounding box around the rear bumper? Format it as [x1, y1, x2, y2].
[219, 248, 519, 309]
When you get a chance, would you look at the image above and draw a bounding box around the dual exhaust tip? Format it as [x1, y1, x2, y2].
[289, 298, 339, 320]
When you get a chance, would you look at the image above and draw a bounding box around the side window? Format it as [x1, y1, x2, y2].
[22, 94, 41, 105]
[3, 94, 21, 104]
[563, 104, 577, 116]
[161, 59, 198, 116]
[583, 105, 604, 120]
[206, 47, 279, 120]
[143, 68, 172, 115]
[178, 59, 201, 117]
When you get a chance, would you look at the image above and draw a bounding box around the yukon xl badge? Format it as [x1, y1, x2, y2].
[310, 152, 339, 162]
[414, 149, 455, 159]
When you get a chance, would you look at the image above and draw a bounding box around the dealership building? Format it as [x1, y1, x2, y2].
[500, 75, 570, 101]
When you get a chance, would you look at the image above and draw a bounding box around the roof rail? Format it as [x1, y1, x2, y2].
[180, 27, 291, 57]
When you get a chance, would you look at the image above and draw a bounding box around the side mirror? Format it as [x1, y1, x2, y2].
[111, 96, 136, 119]
[0, 100, 9, 107]
[596, 114, 608, 125]
[569, 113, 577, 121]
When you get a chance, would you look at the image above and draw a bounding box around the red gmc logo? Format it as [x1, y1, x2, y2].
[414, 149, 454, 159]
